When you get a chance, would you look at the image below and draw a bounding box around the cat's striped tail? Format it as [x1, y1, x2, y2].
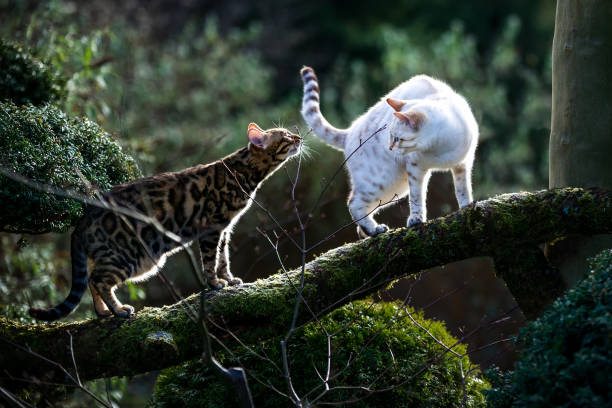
[300, 66, 348, 150]
[28, 232, 88, 321]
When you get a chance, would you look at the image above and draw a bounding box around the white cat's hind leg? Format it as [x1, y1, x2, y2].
[452, 163, 473, 208]
[406, 166, 431, 227]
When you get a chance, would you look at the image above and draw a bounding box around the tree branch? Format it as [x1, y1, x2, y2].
[1, 187, 610, 383]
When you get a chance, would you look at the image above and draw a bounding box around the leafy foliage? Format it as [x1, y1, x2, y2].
[0, 101, 140, 233]
[0, 39, 65, 105]
[0, 235, 70, 322]
[484, 249, 612, 407]
[150, 300, 487, 408]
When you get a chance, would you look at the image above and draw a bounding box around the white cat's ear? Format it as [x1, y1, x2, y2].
[393, 111, 426, 130]
[248, 123, 267, 148]
[386, 98, 406, 112]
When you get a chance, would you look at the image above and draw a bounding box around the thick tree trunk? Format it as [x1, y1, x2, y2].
[548, 0, 612, 285]
[1, 188, 611, 384]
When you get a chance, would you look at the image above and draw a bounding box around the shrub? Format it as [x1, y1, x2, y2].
[0, 102, 141, 233]
[150, 300, 488, 408]
[0, 39, 65, 105]
[484, 249, 612, 407]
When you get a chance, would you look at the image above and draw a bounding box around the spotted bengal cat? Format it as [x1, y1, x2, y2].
[29, 123, 301, 321]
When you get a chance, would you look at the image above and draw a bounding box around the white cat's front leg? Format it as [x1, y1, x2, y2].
[348, 191, 388, 238]
[452, 163, 473, 208]
[406, 166, 431, 227]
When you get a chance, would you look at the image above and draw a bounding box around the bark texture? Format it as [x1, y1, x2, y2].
[548, 0, 612, 284]
[1, 188, 611, 384]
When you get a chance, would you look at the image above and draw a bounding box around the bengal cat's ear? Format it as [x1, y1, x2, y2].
[393, 110, 426, 130]
[248, 123, 268, 149]
[386, 98, 406, 112]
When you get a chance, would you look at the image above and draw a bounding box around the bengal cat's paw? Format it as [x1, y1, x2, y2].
[208, 278, 229, 290]
[113, 304, 135, 318]
[227, 277, 243, 286]
[95, 310, 113, 318]
[407, 215, 424, 227]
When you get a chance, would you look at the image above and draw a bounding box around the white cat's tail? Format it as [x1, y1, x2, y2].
[300, 66, 348, 150]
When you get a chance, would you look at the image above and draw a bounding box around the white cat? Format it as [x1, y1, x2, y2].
[300, 66, 478, 237]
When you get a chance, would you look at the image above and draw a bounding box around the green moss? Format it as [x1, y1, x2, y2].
[0, 39, 65, 105]
[485, 249, 612, 407]
[210, 271, 318, 331]
[150, 300, 488, 408]
[0, 101, 141, 233]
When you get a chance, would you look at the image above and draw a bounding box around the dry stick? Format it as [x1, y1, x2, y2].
[68, 331, 81, 387]
[466, 338, 513, 356]
[282, 138, 308, 406]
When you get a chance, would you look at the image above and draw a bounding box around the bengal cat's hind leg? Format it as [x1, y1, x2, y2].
[216, 229, 242, 286]
[199, 229, 228, 289]
[89, 282, 111, 317]
[90, 267, 134, 318]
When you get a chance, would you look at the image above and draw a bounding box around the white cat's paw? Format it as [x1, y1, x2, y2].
[407, 215, 424, 227]
[357, 224, 388, 238]
[373, 224, 389, 235]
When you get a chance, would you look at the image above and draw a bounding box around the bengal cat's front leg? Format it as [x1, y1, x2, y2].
[199, 229, 229, 289]
[89, 282, 111, 317]
[216, 229, 243, 286]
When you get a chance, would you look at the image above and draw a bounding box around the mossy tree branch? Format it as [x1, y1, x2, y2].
[1, 187, 611, 384]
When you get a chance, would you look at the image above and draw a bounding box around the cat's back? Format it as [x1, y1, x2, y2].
[107, 163, 213, 198]
[351, 75, 453, 130]
[390, 74, 453, 100]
